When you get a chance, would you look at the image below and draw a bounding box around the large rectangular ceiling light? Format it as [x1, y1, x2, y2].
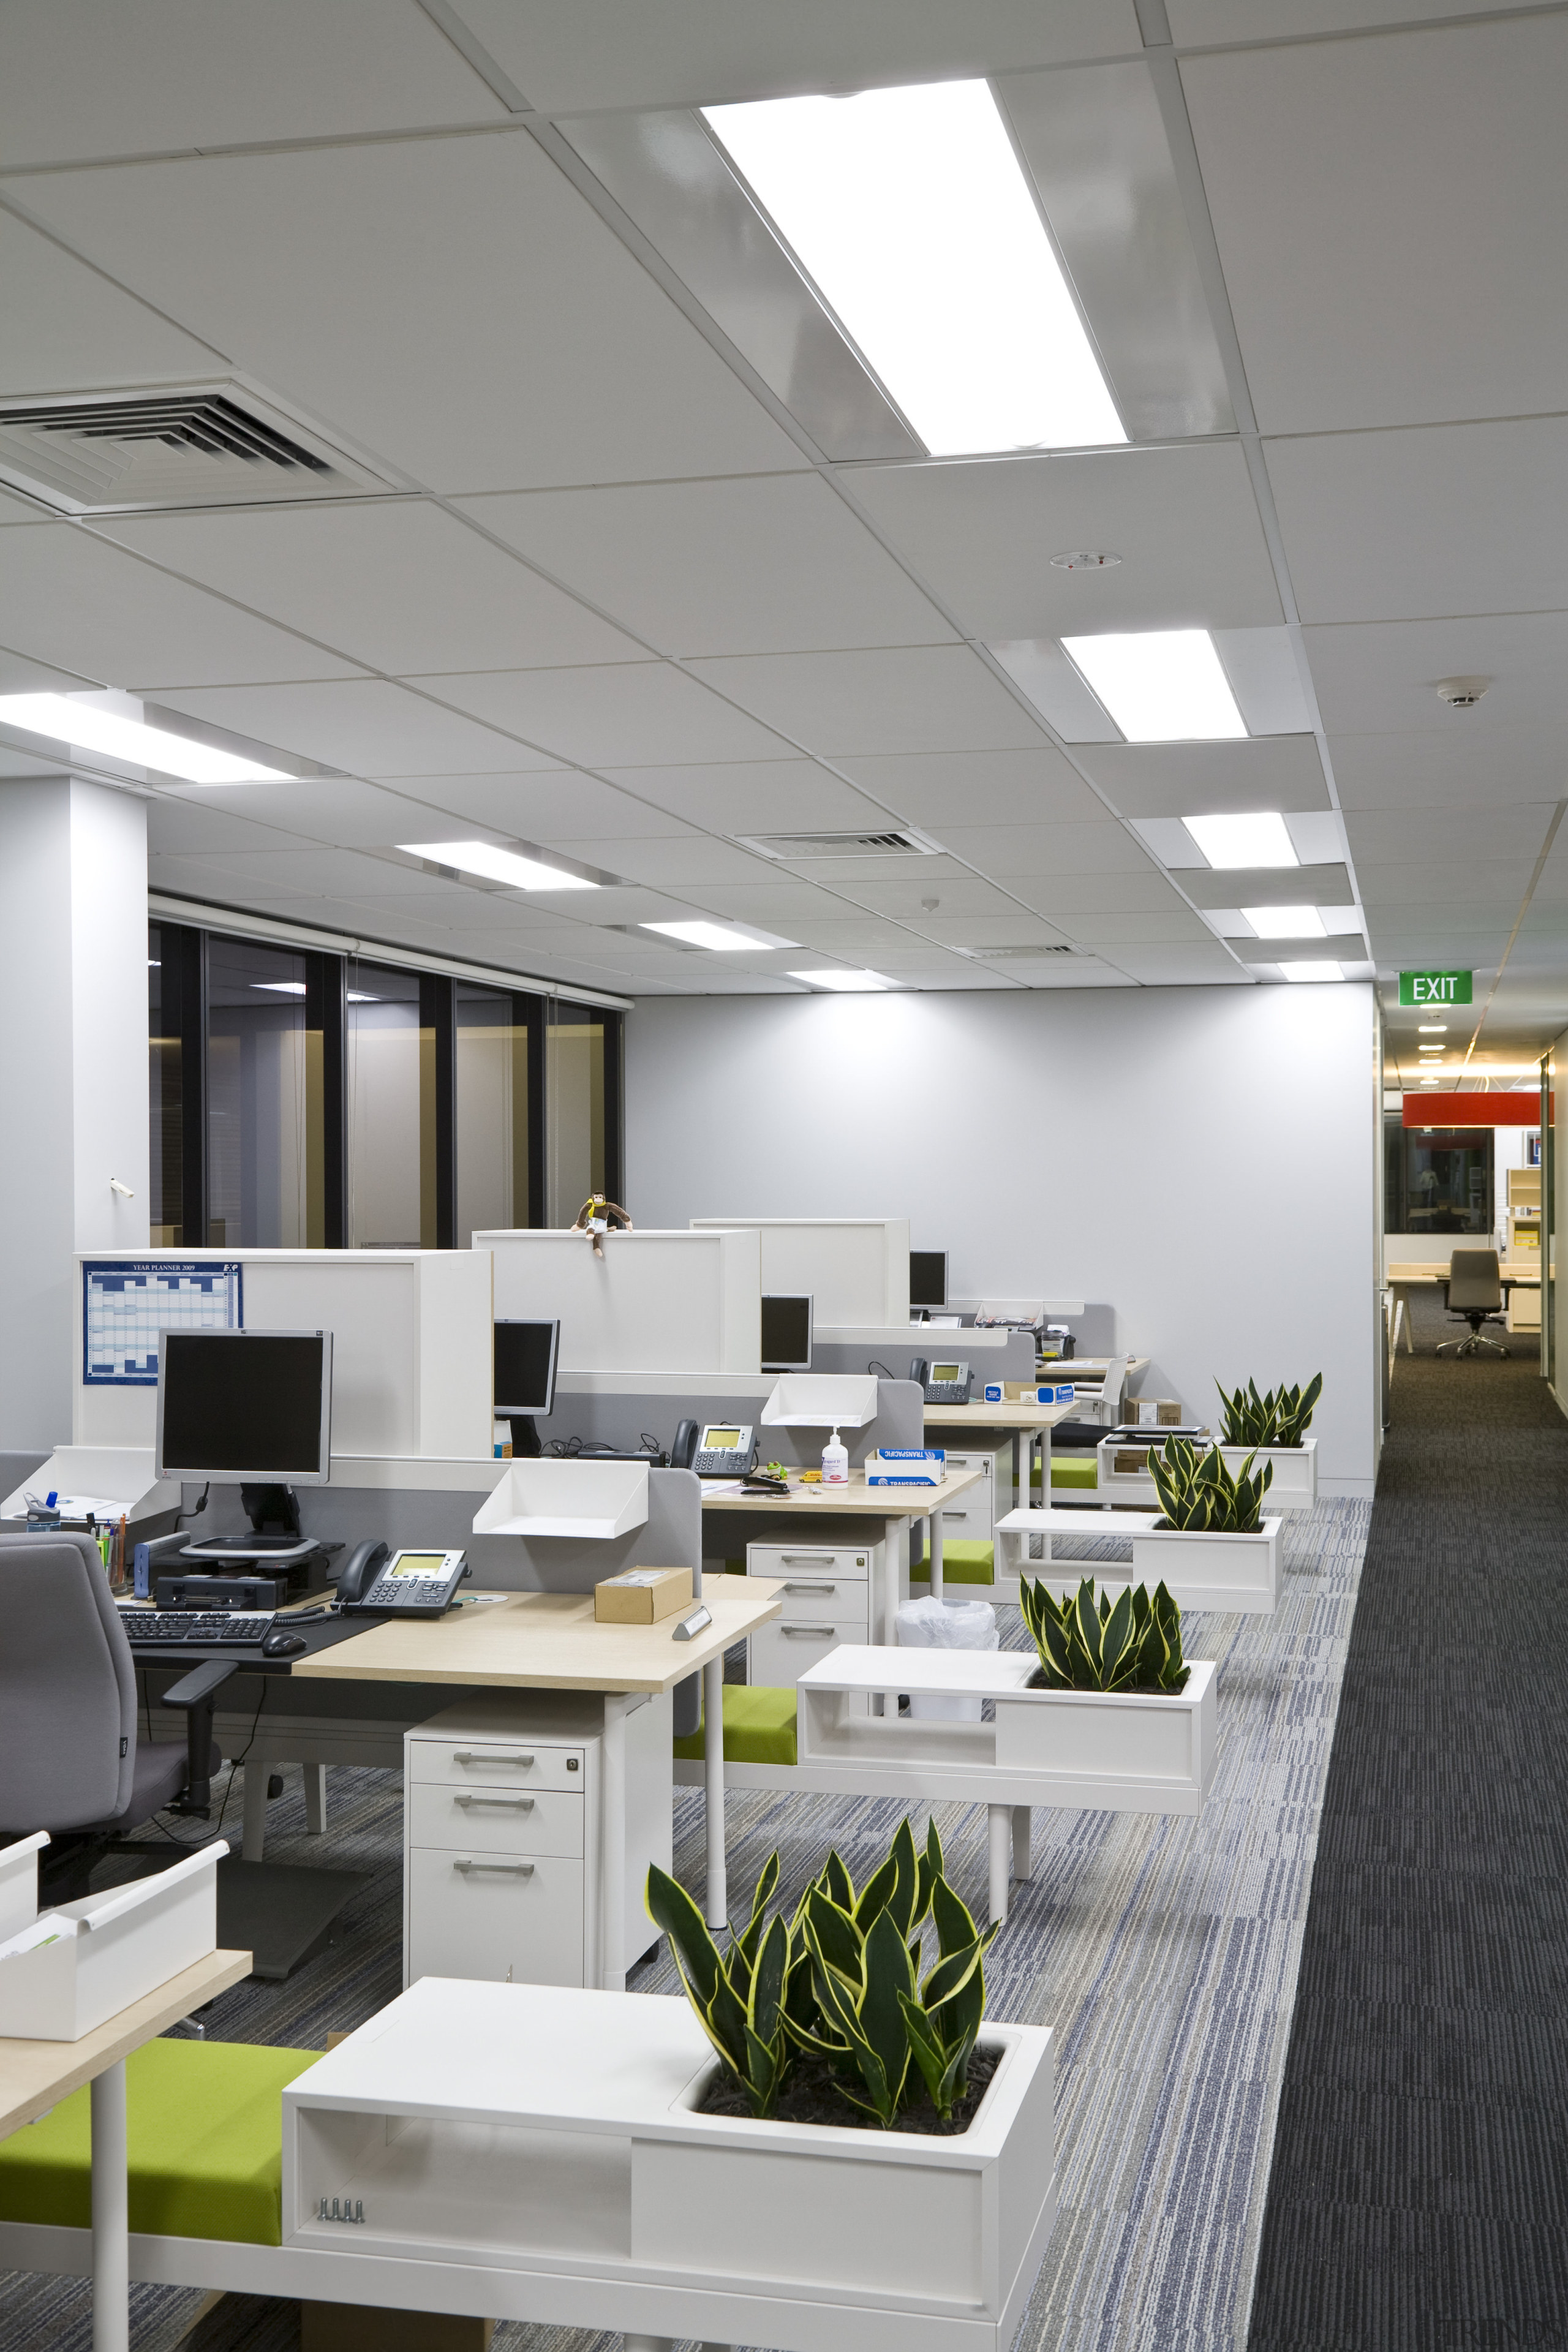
[643, 919, 786, 952]
[1242, 905, 1327, 938]
[0, 690, 289, 783]
[1183, 811, 1297, 869]
[399, 840, 597, 892]
[702, 81, 1126, 456]
[1061, 630, 1248, 743]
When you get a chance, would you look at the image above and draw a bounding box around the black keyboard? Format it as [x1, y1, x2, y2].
[118, 1608, 274, 1644]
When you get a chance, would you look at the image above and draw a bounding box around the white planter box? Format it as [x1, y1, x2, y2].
[282, 1977, 1056, 2352]
[0, 1840, 222, 2041]
[1217, 1438, 1316, 1511]
[992, 1663, 1216, 1807]
[1129, 1517, 1280, 1614]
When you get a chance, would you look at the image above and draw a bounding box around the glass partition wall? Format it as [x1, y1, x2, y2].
[149, 920, 611, 1249]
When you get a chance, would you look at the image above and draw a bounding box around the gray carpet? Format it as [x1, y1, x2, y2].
[1247, 1293, 1568, 2351]
[2, 1493, 1369, 2352]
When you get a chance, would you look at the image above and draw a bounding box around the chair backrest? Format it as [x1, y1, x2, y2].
[1448, 1249, 1502, 1310]
[0, 1533, 136, 1831]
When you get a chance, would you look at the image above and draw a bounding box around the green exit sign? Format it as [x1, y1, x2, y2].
[1400, 970, 1472, 1007]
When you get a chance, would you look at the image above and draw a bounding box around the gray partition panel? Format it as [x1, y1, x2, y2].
[812, 1332, 1038, 1382]
[541, 1378, 922, 1466]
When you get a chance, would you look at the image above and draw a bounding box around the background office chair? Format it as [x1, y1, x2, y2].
[1438, 1250, 1510, 1359]
[1072, 1355, 1129, 1426]
[0, 1532, 235, 1899]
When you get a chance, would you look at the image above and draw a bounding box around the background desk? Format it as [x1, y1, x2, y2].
[1386, 1262, 1540, 1352]
[700, 1466, 982, 1616]
[924, 1400, 1077, 1515]
[1, 1949, 249, 2352]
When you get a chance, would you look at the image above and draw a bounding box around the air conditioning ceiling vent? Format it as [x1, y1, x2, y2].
[0, 382, 396, 513]
[738, 827, 940, 860]
[961, 943, 1088, 960]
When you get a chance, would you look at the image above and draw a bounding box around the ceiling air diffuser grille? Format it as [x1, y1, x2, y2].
[738, 827, 939, 860]
[961, 943, 1087, 960]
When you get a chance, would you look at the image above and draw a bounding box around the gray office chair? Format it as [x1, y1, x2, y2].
[1438, 1250, 1510, 1359]
[0, 1532, 234, 1896]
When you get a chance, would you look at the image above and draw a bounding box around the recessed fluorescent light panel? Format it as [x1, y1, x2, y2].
[1278, 962, 1344, 982]
[789, 968, 893, 992]
[641, 919, 786, 952]
[702, 81, 1125, 456]
[398, 840, 597, 892]
[1242, 905, 1326, 939]
[0, 691, 289, 783]
[1183, 812, 1297, 870]
[1061, 630, 1247, 743]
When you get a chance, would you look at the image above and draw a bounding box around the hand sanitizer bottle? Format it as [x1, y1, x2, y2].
[821, 1426, 849, 1486]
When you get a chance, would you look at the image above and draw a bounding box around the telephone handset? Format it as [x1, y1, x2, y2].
[910, 1357, 972, 1404]
[671, 1420, 756, 1477]
[671, 1419, 699, 1470]
[339, 1545, 469, 1615]
[336, 1540, 390, 1605]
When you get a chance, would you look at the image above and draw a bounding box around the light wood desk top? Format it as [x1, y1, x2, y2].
[924, 1401, 1077, 1431]
[697, 1466, 982, 1517]
[289, 1577, 783, 1695]
[0, 1950, 250, 2140]
[1388, 1261, 1539, 1284]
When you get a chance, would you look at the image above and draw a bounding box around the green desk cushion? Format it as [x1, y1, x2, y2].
[674, 1683, 797, 1766]
[0, 2038, 319, 2245]
[1049, 1457, 1098, 1488]
[913, 1539, 994, 1585]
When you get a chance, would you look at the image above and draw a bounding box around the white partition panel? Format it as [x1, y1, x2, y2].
[72, 1249, 494, 1461]
[688, 1216, 910, 1330]
[482, 1227, 761, 1378]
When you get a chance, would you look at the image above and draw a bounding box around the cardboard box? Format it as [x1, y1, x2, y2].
[594, 1565, 692, 1624]
[1134, 1398, 1184, 1428]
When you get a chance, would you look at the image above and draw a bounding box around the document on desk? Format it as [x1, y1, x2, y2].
[696, 1479, 749, 1500]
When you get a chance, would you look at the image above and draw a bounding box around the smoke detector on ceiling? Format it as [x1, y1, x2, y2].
[1435, 676, 1490, 708]
[1049, 549, 1121, 570]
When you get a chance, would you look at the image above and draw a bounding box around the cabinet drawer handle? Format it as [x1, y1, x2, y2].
[454, 1793, 534, 1812]
[452, 1750, 534, 1768]
[783, 1581, 835, 1594]
[453, 1856, 535, 1876]
[778, 1553, 835, 1564]
[782, 1624, 835, 1638]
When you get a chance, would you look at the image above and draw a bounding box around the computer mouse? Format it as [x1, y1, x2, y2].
[262, 1628, 308, 1658]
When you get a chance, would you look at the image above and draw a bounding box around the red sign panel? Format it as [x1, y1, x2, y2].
[1401, 1091, 1547, 1128]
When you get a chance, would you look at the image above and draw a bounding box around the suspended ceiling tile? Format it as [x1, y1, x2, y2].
[1182, 861, 1352, 910]
[156, 680, 546, 775]
[682, 646, 1050, 756]
[1012, 872, 1207, 914]
[97, 503, 644, 677]
[1268, 420, 1568, 625]
[1356, 861, 1532, 908]
[0, 0, 508, 166]
[1183, 15, 1568, 433]
[598, 759, 891, 835]
[1170, 2, 1518, 35]
[0, 527, 366, 690]
[1072, 736, 1331, 818]
[145, 799, 320, 856]
[0, 208, 220, 399]
[547, 835, 767, 886]
[11, 136, 807, 494]
[829, 876, 1025, 919]
[458, 475, 956, 657]
[156, 776, 500, 851]
[1329, 731, 1568, 813]
[0, 639, 96, 694]
[1303, 614, 1568, 736]
[829, 746, 1105, 827]
[1346, 808, 1558, 867]
[930, 820, 1156, 876]
[452, 0, 1144, 113]
[366, 771, 696, 840]
[849, 445, 1281, 638]
[1105, 946, 1249, 981]
[423, 663, 792, 766]
[154, 844, 448, 899]
[1063, 911, 1215, 944]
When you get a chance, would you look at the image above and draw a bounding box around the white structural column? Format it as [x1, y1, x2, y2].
[703, 1654, 726, 1929]
[0, 776, 149, 1450]
[90, 2060, 129, 2352]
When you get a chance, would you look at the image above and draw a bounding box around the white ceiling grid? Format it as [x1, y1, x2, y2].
[0, 0, 1559, 1059]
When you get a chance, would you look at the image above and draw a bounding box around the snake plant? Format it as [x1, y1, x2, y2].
[646, 1850, 801, 2119]
[1020, 1574, 1188, 1695]
[1152, 1435, 1272, 1532]
[1215, 1372, 1322, 1449]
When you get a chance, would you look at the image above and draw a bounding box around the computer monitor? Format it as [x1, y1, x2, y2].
[761, 1294, 813, 1375]
[910, 1251, 948, 1311]
[155, 1329, 332, 1486]
[494, 1319, 560, 1458]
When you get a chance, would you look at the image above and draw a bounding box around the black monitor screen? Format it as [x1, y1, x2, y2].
[761, 1294, 812, 1371]
[494, 1319, 559, 1415]
[158, 1331, 329, 1479]
[910, 1251, 948, 1309]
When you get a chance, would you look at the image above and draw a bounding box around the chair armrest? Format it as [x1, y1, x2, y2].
[162, 1659, 238, 1709]
[160, 1659, 237, 1813]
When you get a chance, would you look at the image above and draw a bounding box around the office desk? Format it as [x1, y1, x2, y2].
[924, 1401, 1077, 1515]
[699, 1465, 982, 1615]
[1386, 1262, 1540, 1352]
[0, 1949, 249, 2352]
[292, 1580, 783, 1964]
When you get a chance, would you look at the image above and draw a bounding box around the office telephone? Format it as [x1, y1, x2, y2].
[910, 1357, 971, 1405]
[336, 1541, 469, 1615]
[671, 1419, 756, 1478]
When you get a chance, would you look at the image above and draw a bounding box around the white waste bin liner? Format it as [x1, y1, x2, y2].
[895, 1594, 998, 1722]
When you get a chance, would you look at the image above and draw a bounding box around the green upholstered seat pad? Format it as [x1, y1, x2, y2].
[0, 2039, 318, 2245]
[914, 1539, 994, 1585]
[1050, 1457, 1098, 1488]
[674, 1683, 797, 1766]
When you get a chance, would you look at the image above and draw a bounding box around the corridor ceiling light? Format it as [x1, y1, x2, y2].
[0, 691, 289, 783]
[641, 919, 788, 952]
[1419, 1076, 1443, 1085]
[1418, 1022, 1448, 1033]
[1060, 630, 1246, 742]
[1279, 962, 1344, 982]
[1182, 812, 1297, 869]
[701, 80, 1126, 456]
[789, 968, 893, 991]
[398, 840, 597, 892]
[252, 981, 377, 1001]
[1243, 905, 1325, 938]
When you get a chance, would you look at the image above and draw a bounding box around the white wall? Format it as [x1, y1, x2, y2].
[626, 982, 1379, 1494]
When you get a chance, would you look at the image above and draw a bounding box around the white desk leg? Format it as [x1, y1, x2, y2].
[241, 1760, 267, 1863]
[91, 2060, 129, 2352]
[987, 1806, 1011, 1926]
[1012, 1806, 1032, 1883]
[601, 1694, 627, 1993]
[304, 1763, 326, 1836]
[929, 1507, 944, 1600]
[885, 1524, 903, 1647]
[1015, 1433, 1027, 1515]
[1039, 1423, 1052, 1509]
[703, 1656, 727, 1931]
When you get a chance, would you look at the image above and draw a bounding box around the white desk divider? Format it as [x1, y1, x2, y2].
[483, 1227, 761, 1379]
[0, 1838, 224, 2041]
[690, 1215, 910, 1329]
[760, 1372, 880, 1428]
[474, 1458, 650, 1541]
[0, 1833, 46, 1942]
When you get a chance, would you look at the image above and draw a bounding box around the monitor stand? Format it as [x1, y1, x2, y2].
[182, 1483, 315, 1567]
[508, 1415, 541, 1458]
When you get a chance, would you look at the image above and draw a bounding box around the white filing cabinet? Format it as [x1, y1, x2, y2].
[403, 1692, 671, 1991]
[930, 1442, 1013, 1545]
[745, 1537, 883, 1686]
